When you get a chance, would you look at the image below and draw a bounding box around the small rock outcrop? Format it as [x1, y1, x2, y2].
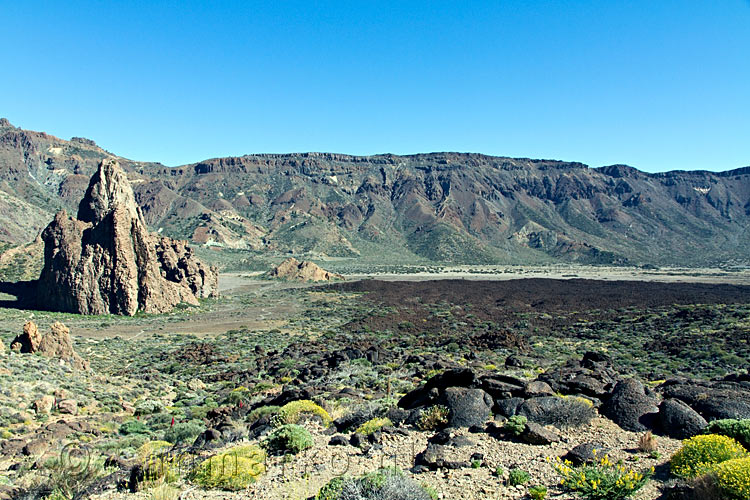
[10, 321, 42, 353]
[267, 257, 344, 282]
[11, 321, 89, 370]
[37, 159, 218, 315]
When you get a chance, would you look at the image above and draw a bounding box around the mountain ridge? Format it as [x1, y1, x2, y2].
[1, 118, 749, 267]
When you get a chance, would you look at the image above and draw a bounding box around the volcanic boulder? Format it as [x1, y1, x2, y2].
[37, 159, 218, 315]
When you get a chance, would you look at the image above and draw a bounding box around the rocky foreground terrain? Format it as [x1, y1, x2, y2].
[0, 276, 748, 500]
[1, 118, 749, 267]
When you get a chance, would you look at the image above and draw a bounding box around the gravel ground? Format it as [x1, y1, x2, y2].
[93, 416, 682, 500]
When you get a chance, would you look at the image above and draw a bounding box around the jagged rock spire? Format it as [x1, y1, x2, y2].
[37, 158, 218, 315]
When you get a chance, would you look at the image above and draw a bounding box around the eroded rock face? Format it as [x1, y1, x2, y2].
[37, 159, 218, 315]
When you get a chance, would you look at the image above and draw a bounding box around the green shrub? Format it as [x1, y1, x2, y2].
[316, 476, 344, 500]
[417, 405, 449, 431]
[711, 456, 750, 500]
[225, 386, 251, 405]
[508, 468, 530, 486]
[138, 441, 173, 463]
[670, 434, 747, 478]
[135, 400, 164, 416]
[163, 421, 204, 445]
[277, 400, 331, 426]
[356, 417, 392, 436]
[120, 420, 150, 435]
[315, 467, 433, 500]
[526, 396, 596, 428]
[247, 405, 280, 424]
[190, 445, 265, 490]
[553, 453, 653, 499]
[265, 424, 313, 455]
[705, 419, 750, 449]
[138, 441, 181, 484]
[503, 415, 527, 436]
[528, 485, 548, 500]
[45, 452, 108, 499]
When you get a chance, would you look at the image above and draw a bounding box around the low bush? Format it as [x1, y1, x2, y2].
[553, 453, 653, 499]
[528, 485, 548, 500]
[247, 405, 280, 424]
[315, 467, 433, 500]
[508, 468, 530, 486]
[417, 405, 449, 431]
[503, 415, 527, 436]
[705, 419, 750, 449]
[225, 386, 251, 405]
[525, 396, 596, 428]
[44, 452, 108, 500]
[163, 420, 204, 445]
[265, 424, 313, 455]
[138, 441, 173, 464]
[190, 445, 265, 491]
[670, 434, 747, 478]
[355, 417, 392, 435]
[710, 456, 750, 500]
[135, 400, 164, 416]
[277, 400, 331, 426]
[120, 419, 150, 436]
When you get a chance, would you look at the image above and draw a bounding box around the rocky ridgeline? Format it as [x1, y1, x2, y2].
[10, 320, 88, 370]
[267, 257, 344, 282]
[36, 158, 218, 315]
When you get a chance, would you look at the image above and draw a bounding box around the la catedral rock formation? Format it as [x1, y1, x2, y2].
[267, 257, 344, 282]
[36, 158, 218, 315]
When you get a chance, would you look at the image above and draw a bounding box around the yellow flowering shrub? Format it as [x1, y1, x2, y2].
[711, 457, 750, 500]
[137, 441, 180, 485]
[551, 451, 652, 499]
[670, 434, 747, 478]
[276, 400, 331, 426]
[191, 444, 266, 490]
[356, 417, 392, 435]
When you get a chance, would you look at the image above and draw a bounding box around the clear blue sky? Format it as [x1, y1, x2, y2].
[2, 1, 749, 172]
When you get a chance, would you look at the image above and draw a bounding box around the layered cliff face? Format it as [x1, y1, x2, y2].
[37, 158, 218, 315]
[2, 119, 749, 266]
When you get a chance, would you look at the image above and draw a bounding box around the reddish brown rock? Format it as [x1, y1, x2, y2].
[267, 257, 344, 282]
[11, 321, 89, 370]
[37, 322, 90, 370]
[10, 321, 42, 353]
[37, 158, 218, 315]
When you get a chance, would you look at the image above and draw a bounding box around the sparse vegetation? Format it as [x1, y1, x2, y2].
[503, 415, 528, 436]
[508, 468, 530, 486]
[553, 453, 653, 499]
[417, 405, 449, 431]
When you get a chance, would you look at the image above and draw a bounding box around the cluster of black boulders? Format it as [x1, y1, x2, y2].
[397, 352, 750, 442]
